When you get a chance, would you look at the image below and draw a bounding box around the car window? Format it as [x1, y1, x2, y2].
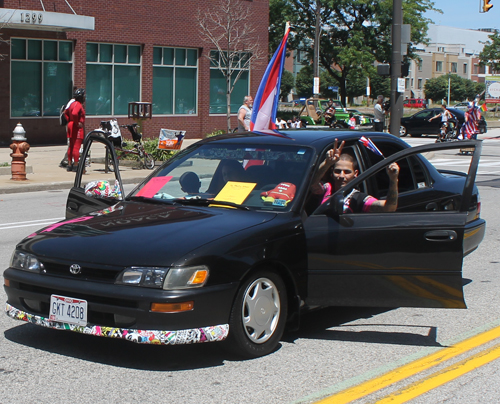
[128, 143, 314, 211]
[414, 110, 434, 119]
[358, 140, 429, 198]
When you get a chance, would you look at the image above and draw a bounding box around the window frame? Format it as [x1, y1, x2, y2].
[152, 46, 199, 116]
[10, 37, 74, 119]
[85, 42, 142, 117]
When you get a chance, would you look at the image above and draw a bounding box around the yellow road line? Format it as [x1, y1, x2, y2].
[375, 343, 500, 403]
[314, 324, 500, 404]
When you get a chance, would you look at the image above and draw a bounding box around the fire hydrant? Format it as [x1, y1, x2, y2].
[10, 123, 30, 181]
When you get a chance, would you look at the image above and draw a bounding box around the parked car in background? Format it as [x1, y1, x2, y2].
[403, 98, 427, 109]
[400, 107, 487, 137]
[452, 102, 470, 111]
[347, 108, 375, 127]
[4, 131, 485, 358]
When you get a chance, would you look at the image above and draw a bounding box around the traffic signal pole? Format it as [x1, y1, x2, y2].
[390, 0, 403, 137]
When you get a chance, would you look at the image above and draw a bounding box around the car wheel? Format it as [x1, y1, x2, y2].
[400, 125, 408, 137]
[227, 270, 287, 358]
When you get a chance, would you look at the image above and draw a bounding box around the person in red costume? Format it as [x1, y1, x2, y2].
[65, 88, 86, 172]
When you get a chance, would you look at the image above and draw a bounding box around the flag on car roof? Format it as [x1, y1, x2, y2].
[359, 136, 384, 157]
[250, 23, 291, 131]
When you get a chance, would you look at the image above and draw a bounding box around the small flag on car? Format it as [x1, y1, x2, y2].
[480, 103, 488, 112]
[359, 136, 384, 157]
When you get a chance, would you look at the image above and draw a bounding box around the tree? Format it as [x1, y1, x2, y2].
[271, 0, 439, 105]
[424, 74, 485, 103]
[280, 70, 295, 101]
[479, 31, 500, 73]
[197, 0, 264, 133]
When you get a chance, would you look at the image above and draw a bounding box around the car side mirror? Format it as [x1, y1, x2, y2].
[325, 193, 344, 218]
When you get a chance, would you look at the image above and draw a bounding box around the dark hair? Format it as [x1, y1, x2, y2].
[335, 153, 358, 171]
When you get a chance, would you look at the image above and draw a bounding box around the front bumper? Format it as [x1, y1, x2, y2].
[6, 303, 229, 345]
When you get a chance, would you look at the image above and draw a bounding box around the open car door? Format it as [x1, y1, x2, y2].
[66, 132, 124, 219]
[304, 140, 485, 309]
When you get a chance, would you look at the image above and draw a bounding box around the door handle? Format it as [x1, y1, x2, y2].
[425, 230, 457, 241]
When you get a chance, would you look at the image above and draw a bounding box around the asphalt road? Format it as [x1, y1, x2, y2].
[0, 139, 499, 404]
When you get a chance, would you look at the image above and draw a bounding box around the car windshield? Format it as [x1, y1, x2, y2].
[128, 143, 314, 211]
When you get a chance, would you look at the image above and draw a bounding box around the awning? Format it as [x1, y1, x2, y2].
[0, 9, 94, 32]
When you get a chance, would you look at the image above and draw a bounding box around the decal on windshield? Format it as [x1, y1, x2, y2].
[136, 176, 173, 198]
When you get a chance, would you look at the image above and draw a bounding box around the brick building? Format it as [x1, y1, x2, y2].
[0, 0, 269, 145]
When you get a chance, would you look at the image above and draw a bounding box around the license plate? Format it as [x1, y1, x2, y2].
[49, 294, 88, 326]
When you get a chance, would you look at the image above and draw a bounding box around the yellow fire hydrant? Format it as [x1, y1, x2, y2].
[10, 123, 30, 181]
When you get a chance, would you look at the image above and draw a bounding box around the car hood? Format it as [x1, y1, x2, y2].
[19, 202, 277, 267]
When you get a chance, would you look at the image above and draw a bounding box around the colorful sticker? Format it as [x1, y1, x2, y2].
[5, 303, 229, 346]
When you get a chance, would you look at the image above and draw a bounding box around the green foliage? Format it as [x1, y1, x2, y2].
[479, 31, 500, 72]
[280, 70, 295, 100]
[118, 138, 178, 162]
[424, 75, 485, 103]
[273, 0, 439, 104]
[205, 129, 227, 138]
[295, 65, 313, 98]
[0, 162, 9, 167]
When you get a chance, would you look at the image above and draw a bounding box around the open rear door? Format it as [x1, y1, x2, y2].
[305, 140, 484, 309]
[66, 132, 124, 219]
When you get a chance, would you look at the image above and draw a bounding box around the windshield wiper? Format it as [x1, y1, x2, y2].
[173, 198, 250, 210]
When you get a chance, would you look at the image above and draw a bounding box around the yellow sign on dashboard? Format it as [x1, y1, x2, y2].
[213, 181, 256, 206]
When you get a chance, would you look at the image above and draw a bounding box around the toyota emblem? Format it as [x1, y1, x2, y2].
[69, 264, 82, 275]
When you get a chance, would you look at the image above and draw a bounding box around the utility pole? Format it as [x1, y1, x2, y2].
[313, 0, 320, 100]
[390, 0, 403, 137]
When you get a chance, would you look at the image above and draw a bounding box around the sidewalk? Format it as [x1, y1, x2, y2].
[0, 131, 498, 195]
[0, 139, 202, 194]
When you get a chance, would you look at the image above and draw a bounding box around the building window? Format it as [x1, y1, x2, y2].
[463, 64, 468, 74]
[417, 61, 422, 72]
[86, 43, 141, 116]
[451, 62, 457, 73]
[152, 47, 198, 115]
[474, 64, 479, 74]
[209, 51, 250, 114]
[11, 38, 73, 118]
[436, 61, 443, 72]
[418, 78, 422, 90]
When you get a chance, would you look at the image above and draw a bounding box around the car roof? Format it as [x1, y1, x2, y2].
[195, 130, 406, 153]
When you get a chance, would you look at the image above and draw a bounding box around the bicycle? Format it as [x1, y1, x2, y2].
[99, 120, 155, 170]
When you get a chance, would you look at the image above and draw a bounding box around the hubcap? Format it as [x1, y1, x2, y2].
[242, 277, 280, 344]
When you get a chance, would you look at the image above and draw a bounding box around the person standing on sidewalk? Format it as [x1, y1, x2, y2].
[373, 95, 386, 132]
[65, 88, 86, 172]
[237, 95, 253, 132]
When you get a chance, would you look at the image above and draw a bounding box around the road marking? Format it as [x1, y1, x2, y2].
[308, 323, 500, 404]
[0, 217, 63, 231]
[375, 343, 500, 403]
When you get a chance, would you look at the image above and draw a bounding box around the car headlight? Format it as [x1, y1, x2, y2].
[163, 265, 209, 290]
[115, 267, 168, 288]
[10, 250, 43, 273]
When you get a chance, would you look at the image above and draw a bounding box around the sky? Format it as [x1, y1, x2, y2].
[425, 0, 499, 30]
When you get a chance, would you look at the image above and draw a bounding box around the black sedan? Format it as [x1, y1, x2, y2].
[4, 130, 485, 358]
[400, 107, 487, 137]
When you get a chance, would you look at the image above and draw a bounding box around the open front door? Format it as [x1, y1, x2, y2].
[304, 140, 484, 309]
[66, 132, 124, 219]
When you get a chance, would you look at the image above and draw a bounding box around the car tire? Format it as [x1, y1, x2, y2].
[400, 125, 408, 137]
[227, 270, 287, 358]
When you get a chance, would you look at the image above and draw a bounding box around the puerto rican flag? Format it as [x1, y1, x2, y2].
[250, 23, 291, 131]
[359, 136, 384, 157]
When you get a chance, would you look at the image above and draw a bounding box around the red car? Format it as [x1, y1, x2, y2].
[403, 98, 427, 108]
